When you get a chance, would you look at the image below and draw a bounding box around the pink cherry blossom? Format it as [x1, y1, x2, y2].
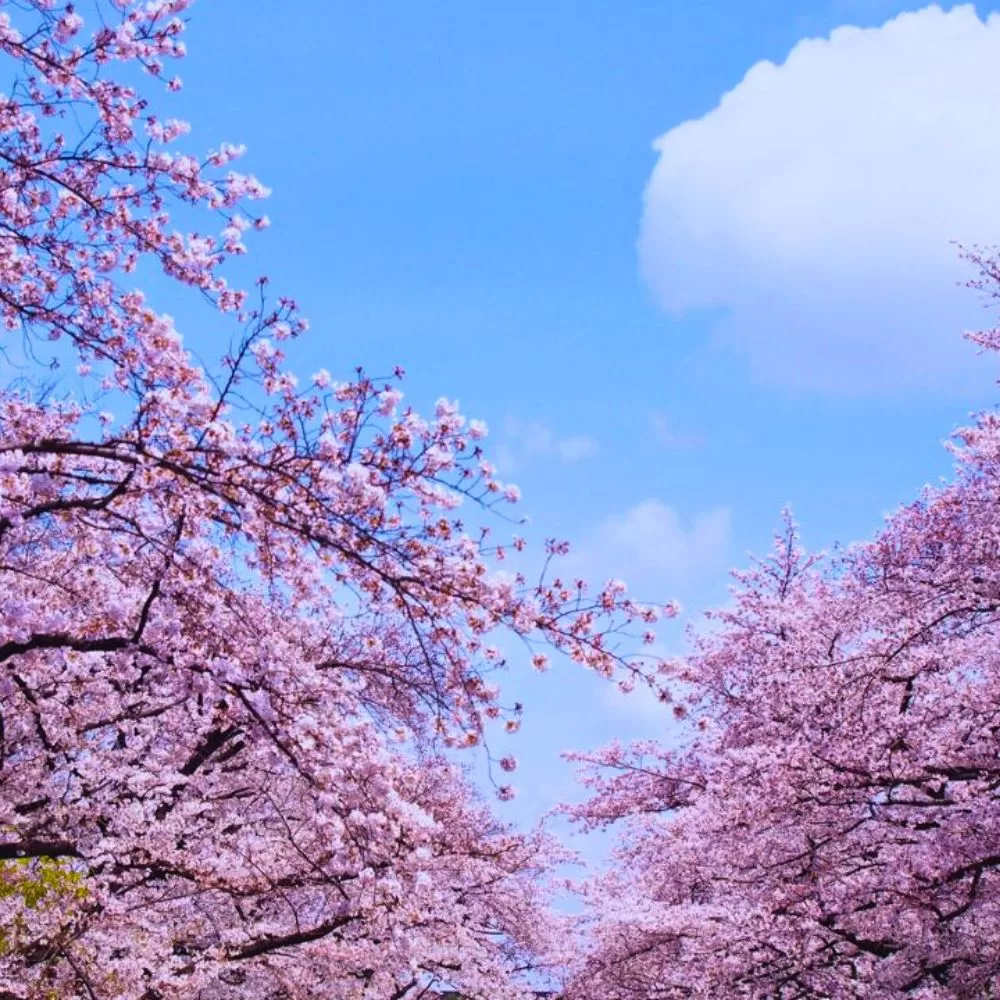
[0, 5, 658, 997]
[563, 286, 1000, 1000]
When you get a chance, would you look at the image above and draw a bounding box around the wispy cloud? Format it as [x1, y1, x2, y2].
[648, 411, 702, 450]
[495, 417, 599, 473]
[561, 500, 732, 605]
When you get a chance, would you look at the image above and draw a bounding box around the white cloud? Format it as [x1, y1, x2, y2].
[565, 500, 732, 599]
[495, 417, 599, 472]
[640, 3, 1000, 394]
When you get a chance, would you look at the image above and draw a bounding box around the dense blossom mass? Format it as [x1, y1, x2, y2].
[564, 307, 1000, 996]
[5, 3, 1000, 1000]
[0, 3, 662, 997]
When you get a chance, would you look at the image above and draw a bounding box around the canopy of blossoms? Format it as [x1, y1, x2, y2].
[0, 3, 662, 997]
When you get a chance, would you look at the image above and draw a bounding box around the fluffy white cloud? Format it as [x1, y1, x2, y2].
[640, 3, 1000, 393]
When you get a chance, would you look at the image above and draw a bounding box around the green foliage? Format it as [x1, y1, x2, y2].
[0, 858, 88, 958]
[0, 857, 87, 907]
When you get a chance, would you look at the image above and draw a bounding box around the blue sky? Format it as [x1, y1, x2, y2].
[165, 1, 1000, 829]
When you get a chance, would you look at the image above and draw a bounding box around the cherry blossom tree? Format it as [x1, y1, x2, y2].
[0, 3, 661, 997]
[564, 307, 1000, 997]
